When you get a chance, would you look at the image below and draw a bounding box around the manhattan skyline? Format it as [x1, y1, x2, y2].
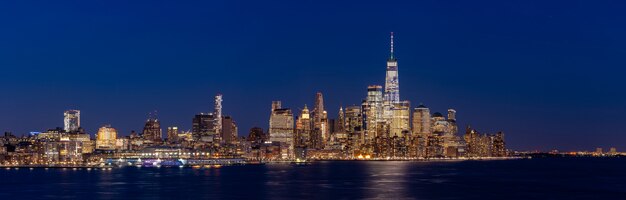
[1, 1, 625, 151]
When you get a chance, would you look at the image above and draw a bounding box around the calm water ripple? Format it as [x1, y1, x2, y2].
[0, 158, 625, 199]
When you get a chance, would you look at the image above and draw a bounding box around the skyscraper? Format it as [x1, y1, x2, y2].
[295, 105, 312, 147]
[167, 127, 179, 143]
[335, 107, 346, 134]
[447, 109, 458, 136]
[64, 110, 80, 133]
[384, 32, 400, 104]
[214, 94, 223, 136]
[390, 101, 411, 137]
[314, 92, 325, 116]
[345, 105, 363, 134]
[269, 101, 294, 158]
[192, 113, 215, 141]
[363, 85, 384, 140]
[493, 132, 506, 157]
[311, 92, 329, 148]
[142, 116, 162, 144]
[96, 125, 117, 150]
[412, 104, 431, 137]
[221, 116, 237, 144]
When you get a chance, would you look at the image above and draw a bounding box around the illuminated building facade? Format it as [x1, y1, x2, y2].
[167, 127, 179, 143]
[221, 116, 237, 144]
[384, 32, 400, 104]
[142, 117, 162, 144]
[344, 105, 363, 153]
[363, 85, 384, 140]
[214, 94, 223, 136]
[390, 101, 411, 137]
[345, 106, 363, 135]
[335, 107, 346, 134]
[96, 125, 118, 150]
[311, 92, 329, 149]
[269, 101, 294, 158]
[64, 110, 80, 133]
[247, 127, 266, 144]
[464, 126, 506, 157]
[331, 107, 348, 147]
[192, 113, 215, 141]
[412, 105, 431, 137]
[295, 105, 312, 147]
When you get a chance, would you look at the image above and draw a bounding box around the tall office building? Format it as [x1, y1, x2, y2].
[167, 127, 179, 143]
[142, 120, 162, 143]
[221, 116, 237, 144]
[96, 125, 117, 150]
[214, 94, 223, 136]
[412, 104, 431, 137]
[295, 105, 312, 147]
[269, 101, 294, 158]
[431, 112, 447, 133]
[312, 92, 329, 144]
[64, 110, 80, 133]
[192, 113, 215, 141]
[142, 116, 162, 143]
[384, 32, 400, 104]
[447, 109, 458, 135]
[493, 132, 506, 157]
[328, 118, 336, 136]
[390, 101, 411, 137]
[335, 107, 346, 133]
[314, 92, 325, 115]
[363, 85, 384, 139]
[345, 105, 363, 134]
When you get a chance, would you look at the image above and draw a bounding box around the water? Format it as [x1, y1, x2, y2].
[1, 158, 625, 199]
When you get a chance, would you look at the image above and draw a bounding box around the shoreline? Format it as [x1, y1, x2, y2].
[310, 156, 529, 162]
[0, 156, 530, 168]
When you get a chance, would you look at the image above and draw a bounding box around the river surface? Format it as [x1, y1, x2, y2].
[1, 158, 625, 199]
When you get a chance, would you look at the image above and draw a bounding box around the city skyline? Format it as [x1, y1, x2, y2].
[1, 1, 625, 152]
[1, 32, 620, 153]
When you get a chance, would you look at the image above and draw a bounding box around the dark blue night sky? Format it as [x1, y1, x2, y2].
[1, 0, 625, 151]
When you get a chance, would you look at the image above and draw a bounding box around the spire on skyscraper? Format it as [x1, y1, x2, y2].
[390, 32, 394, 60]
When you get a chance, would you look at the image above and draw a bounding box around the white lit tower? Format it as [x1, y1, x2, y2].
[64, 110, 80, 132]
[214, 93, 223, 135]
[384, 32, 400, 104]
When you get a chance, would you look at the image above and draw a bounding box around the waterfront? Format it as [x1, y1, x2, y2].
[1, 158, 624, 199]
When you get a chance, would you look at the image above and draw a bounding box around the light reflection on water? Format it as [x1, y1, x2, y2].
[0, 158, 625, 199]
[363, 161, 412, 200]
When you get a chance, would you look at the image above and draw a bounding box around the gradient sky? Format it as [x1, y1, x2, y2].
[1, 0, 625, 151]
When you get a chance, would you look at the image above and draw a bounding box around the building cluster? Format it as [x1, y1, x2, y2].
[247, 33, 508, 161]
[531, 147, 624, 157]
[0, 110, 95, 166]
[0, 94, 242, 166]
[0, 33, 509, 166]
[464, 126, 507, 157]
